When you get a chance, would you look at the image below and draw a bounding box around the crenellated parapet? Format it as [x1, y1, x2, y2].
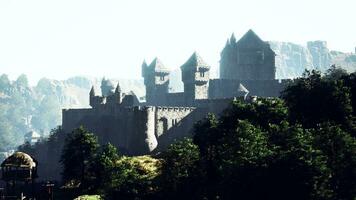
[89, 81, 139, 109]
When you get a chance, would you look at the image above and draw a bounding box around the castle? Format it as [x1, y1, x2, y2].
[62, 30, 290, 155]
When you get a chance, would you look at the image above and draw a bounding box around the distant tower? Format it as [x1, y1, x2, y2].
[89, 86, 97, 108]
[181, 52, 210, 103]
[101, 78, 115, 97]
[142, 58, 170, 105]
[107, 81, 123, 105]
[220, 34, 237, 79]
[220, 29, 276, 80]
[89, 86, 105, 108]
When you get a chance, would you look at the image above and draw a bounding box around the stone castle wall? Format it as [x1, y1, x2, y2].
[62, 97, 235, 155]
[209, 79, 292, 98]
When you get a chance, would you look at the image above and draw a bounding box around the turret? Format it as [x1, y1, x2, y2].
[89, 86, 96, 107]
[101, 78, 115, 97]
[106, 81, 123, 105]
[142, 58, 170, 105]
[115, 81, 121, 94]
[89, 86, 105, 108]
[181, 52, 210, 102]
[141, 60, 148, 78]
[90, 86, 96, 97]
[230, 33, 236, 44]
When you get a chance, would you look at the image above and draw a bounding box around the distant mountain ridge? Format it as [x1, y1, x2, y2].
[269, 40, 356, 79]
[0, 75, 144, 153]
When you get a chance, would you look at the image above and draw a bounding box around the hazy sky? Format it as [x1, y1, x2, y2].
[0, 0, 355, 85]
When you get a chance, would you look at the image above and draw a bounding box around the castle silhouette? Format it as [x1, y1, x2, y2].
[62, 30, 290, 155]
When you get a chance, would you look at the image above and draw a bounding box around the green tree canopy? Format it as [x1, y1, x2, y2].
[60, 126, 99, 188]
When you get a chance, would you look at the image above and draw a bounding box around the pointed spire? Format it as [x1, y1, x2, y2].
[90, 86, 96, 96]
[236, 29, 264, 46]
[142, 59, 148, 77]
[225, 39, 230, 46]
[101, 77, 106, 85]
[142, 60, 148, 68]
[115, 81, 121, 93]
[230, 33, 236, 44]
[149, 57, 170, 72]
[181, 51, 210, 70]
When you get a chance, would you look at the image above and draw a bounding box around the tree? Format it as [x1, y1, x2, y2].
[60, 126, 99, 188]
[0, 74, 11, 92]
[105, 156, 162, 199]
[160, 138, 200, 199]
[92, 143, 121, 192]
[281, 70, 354, 130]
[191, 98, 333, 200]
[341, 72, 356, 116]
[312, 123, 356, 200]
[15, 74, 29, 88]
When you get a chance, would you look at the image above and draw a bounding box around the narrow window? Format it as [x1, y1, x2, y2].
[200, 71, 204, 77]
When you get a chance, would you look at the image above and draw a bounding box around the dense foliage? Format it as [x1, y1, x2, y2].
[60, 127, 100, 189]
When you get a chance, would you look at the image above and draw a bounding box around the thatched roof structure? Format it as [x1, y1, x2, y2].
[1, 151, 37, 169]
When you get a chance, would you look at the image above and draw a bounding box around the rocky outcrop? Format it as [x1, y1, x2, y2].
[0, 75, 145, 152]
[270, 42, 314, 79]
[269, 41, 356, 79]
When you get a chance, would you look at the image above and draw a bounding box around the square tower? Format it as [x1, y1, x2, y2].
[181, 52, 210, 103]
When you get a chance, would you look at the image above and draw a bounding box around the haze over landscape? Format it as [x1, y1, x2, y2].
[1, 1, 356, 199]
[0, 0, 356, 85]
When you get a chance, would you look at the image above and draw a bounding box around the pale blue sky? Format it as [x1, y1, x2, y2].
[0, 0, 355, 85]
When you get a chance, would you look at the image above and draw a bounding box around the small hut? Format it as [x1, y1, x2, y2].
[1, 152, 38, 199]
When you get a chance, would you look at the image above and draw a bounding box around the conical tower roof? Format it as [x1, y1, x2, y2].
[149, 58, 170, 73]
[230, 33, 236, 44]
[142, 60, 148, 68]
[90, 86, 96, 96]
[141, 60, 148, 77]
[115, 81, 121, 93]
[236, 29, 265, 47]
[181, 52, 210, 70]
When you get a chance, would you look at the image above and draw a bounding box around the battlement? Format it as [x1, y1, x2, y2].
[156, 106, 196, 112]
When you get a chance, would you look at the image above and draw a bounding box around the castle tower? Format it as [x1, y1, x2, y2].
[181, 52, 210, 103]
[101, 78, 115, 97]
[142, 58, 170, 105]
[220, 34, 237, 79]
[220, 29, 276, 80]
[89, 86, 96, 108]
[106, 81, 123, 105]
[89, 86, 101, 108]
